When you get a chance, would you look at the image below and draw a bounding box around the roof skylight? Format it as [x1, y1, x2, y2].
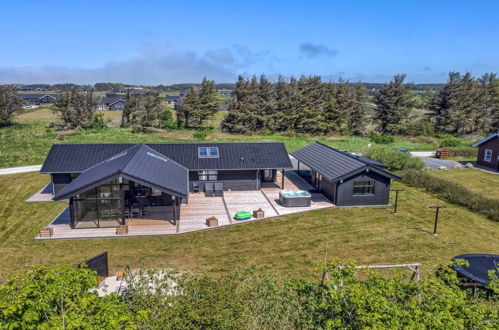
[198, 147, 219, 158]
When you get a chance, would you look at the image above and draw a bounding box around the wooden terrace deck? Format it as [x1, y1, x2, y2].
[36, 171, 334, 240]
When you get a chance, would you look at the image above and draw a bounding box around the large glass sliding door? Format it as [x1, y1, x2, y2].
[72, 179, 123, 229]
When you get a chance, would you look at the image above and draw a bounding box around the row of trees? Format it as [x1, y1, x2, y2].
[121, 92, 164, 129]
[430, 72, 499, 134]
[217, 72, 498, 136]
[0, 262, 497, 328]
[221, 75, 369, 134]
[53, 91, 96, 129]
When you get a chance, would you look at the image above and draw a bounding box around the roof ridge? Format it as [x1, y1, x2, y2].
[124, 144, 189, 171]
[314, 141, 367, 165]
[78, 143, 141, 174]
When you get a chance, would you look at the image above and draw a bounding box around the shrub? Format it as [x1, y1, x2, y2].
[131, 125, 143, 133]
[447, 147, 477, 159]
[160, 109, 177, 129]
[193, 129, 212, 140]
[0, 264, 136, 328]
[408, 135, 437, 145]
[2, 263, 498, 328]
[363, 147, 424, 171]
[439, 137, 461, 148]
[369, 133, 395, 144]
[403, 170, 499, 221]
[89, 112, 106, 129]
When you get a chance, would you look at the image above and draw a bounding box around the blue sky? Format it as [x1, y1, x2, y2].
[1, 0, 498, 84]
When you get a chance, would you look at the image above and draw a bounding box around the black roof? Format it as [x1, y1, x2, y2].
[99, 96, 126, 105]
[166, 95, 184, 101]
[54, 144, 188, 200]
[41, 142, 292, 173]
[20, 93, 60, 99]
[291, 142, 400, 182]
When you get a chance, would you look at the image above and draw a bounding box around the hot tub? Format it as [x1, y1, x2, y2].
[279, 190, 312, 207]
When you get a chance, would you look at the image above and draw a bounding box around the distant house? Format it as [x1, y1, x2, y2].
[20, 93, 60, 105]
[218, 89, 233, 96]
[98, 94, 126, 111]
[472, 132, 499, 171]
[166, 93, 185, 109]
[291, 142, 400, 206]
[218, 99, 230, 112]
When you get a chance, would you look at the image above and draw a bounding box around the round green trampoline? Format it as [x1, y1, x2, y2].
[234, 211, 252, 221]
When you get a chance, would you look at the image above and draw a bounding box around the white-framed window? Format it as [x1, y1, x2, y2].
[198, 170, 217, 181]
[198, 147, 219, 158]
[353, 180, 375, 195]
[484, 149, 492, 162]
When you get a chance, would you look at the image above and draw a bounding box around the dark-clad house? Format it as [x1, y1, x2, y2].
[291, 142, 400, 206]
[41, 142, 292, 229]
[472, 132, 499, 171]
[20, 93, 60, 105]
[98, 94, 126, 110]
[166, 93, 185, 109]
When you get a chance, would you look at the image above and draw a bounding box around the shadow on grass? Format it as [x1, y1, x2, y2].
[410, 226, 435, 236]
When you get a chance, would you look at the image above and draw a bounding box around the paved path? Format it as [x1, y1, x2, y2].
[419, 157, 460, 169]
[0, 165, 42, 175]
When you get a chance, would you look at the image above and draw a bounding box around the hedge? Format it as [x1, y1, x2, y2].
[403, 170, 499, 221]
[447, 147, 477, 159]
[363, 148, 425, 171]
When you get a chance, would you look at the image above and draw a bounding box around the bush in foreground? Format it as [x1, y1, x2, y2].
[0, 264, 137, 329]
[1, 263, 497, 329]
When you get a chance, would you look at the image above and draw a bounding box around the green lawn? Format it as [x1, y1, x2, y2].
[430, 168, 499, 199]
[0, 172, 497, 280]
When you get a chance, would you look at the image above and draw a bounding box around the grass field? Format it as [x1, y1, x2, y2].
[0, 108, 474, 168]
[0, 171, 497, 280]
[429, 168, 499, 199]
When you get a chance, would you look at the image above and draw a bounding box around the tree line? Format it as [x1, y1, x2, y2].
[217, 72, 498, 136]
[1, 71, 498, 136]
[220, 75, 369, 135]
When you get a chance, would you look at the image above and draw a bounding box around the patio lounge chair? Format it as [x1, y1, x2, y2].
[204, 182, 215, 197]
[214, 182, 224, 197]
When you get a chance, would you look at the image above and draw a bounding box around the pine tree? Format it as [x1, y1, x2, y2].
[349, 83, 369, 135]
[176, 86, 199, 128]
[0, 86, 23, 127]
[374, 74, 414, 134]
[476, 73, 499, 133]
[221, 76, 249, 133]
[322, 82, 343, 133]
[271, 75, 295, 131]
[53, 91, 95, 129]
[256, 75, 274, 130]
[195, 77, 219, 128]
[294, 76, 325, 134]
[429, 72, 481, 134]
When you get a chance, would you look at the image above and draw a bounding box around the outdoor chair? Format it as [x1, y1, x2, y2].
[204, 182, 215, 197]
[214, 182, 224, 197]
[192, 182, 200, 193]
[131, 207, 142, 218]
